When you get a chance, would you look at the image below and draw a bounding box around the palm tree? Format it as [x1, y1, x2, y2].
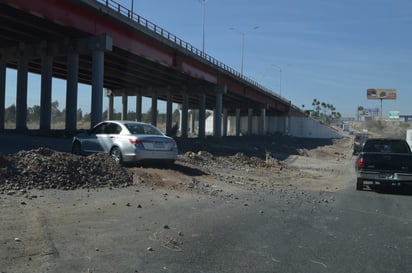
[321, 102, 327, 116]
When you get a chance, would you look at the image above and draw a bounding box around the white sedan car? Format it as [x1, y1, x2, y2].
[72, 120, 178, 164]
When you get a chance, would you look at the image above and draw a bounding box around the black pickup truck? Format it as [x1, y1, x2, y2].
[355, 138, 412, 190]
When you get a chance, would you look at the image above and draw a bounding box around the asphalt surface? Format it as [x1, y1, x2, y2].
[1, 132, 412, 273]
[3, 183, 410, 273]
[131, 186, 412, 273]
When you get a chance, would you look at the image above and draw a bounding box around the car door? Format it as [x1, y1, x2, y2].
[82, 122, 110, 153]
[103, 122, 122, 152]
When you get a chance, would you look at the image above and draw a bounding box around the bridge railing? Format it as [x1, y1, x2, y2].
[98, 0, 289, 103]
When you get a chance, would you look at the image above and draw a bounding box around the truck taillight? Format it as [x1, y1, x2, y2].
[357, 157, 364, 168]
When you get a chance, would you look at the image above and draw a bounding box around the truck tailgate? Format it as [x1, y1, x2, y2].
[359, 152, 412, 172]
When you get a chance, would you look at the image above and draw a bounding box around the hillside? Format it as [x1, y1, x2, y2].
[351, 120, 412, 139]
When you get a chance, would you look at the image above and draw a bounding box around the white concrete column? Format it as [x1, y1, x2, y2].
[223, 109, 228, 136]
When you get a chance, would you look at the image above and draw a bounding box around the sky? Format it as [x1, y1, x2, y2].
[4, 0, 412, 118]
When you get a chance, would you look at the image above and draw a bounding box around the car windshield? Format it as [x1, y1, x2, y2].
[125, 123, 163, 136]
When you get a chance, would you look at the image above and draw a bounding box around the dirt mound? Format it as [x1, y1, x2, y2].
[0, 147, 133, 193]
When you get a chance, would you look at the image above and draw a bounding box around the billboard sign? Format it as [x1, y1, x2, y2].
[367, 88, 397, 99]
[389, 111, 400, 120]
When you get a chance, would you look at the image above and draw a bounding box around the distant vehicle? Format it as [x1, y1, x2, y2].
[353, 133, 369, 155]
[72, 120, 178, 164]
[406, 128, 412, 150]
[342, 123, 350, 132]
[355, 138, 412, 190]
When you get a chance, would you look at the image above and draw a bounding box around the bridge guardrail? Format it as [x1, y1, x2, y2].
[97, 0, 291, 104]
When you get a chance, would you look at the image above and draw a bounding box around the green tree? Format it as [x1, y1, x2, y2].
[5, 104, 16, 123]
[77, 108, 83, 121]
[27, 105, 40, 123]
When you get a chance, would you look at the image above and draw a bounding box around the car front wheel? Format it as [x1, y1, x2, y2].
[110, 147, 123, 164]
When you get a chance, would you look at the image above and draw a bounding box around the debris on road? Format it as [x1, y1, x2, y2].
[0, 147, 133, 193]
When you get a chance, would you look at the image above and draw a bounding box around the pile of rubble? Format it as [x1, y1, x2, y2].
[0, 148, 133, 193]
[180, 151, 281, 171]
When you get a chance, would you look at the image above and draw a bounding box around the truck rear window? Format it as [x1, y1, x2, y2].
[363, 140, 411, 153]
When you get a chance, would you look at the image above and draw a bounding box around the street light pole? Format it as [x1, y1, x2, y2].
[230, 26, 259, 75]
[199, 0, 208, 56]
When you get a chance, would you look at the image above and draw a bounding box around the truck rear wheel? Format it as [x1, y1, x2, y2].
[356, 179, 364, 191]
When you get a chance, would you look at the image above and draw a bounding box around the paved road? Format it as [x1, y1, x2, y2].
[1, 133, 411, 273]
[132, 186, 412, 273]
[3, 177, 410, 273]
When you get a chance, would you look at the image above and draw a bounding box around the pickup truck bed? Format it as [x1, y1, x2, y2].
[355, 138, 412, 190]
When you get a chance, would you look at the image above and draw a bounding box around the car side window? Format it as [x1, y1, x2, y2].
[125, 124, 144, 134]
[142, 125, 162, 135]
[106, 123, 121, 134]
[91, 123, 106, 134]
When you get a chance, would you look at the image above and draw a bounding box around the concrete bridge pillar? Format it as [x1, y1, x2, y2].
[190, 109, 199, 135]
[286, 115, 290, 135]
[90, 35, 112, 127]
[189, 110, 194, 134]
[214, 85, 226, 137]
[181, 92, 189, 138]
[260, 107, 267, 135]
[135, 92, 142, 121]
[65, 52, 79, 132]
[40, 53, 53, 131]
[16, 53, 28, 131]
[151, 92, 158, 126]
[166, 92, 173, 136]
[223, 109, 228, 137]
[122, 93, 128, 120]
[198, 92, 206, 138]
[235, 108, 241, 136]
[0, 59, 5, 130]
[107, 94, 114, 120]
[90, 50, 104, 127]
[247, 108, 253, 135]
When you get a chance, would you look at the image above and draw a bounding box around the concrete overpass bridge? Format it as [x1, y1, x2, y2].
[0, 0, 337, 139]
